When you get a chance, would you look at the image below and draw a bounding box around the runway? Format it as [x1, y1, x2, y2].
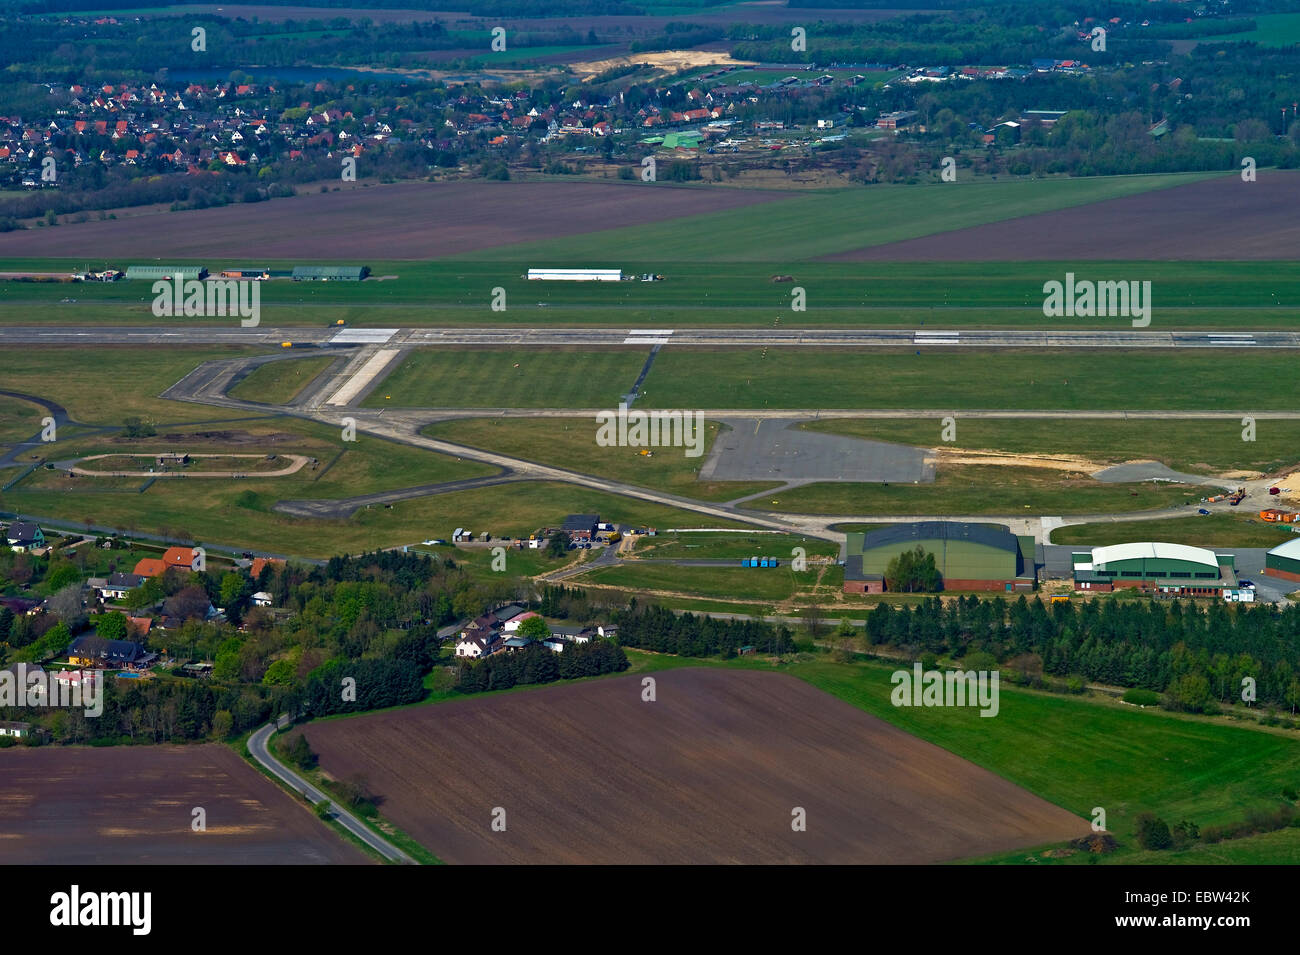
[3, 325, 1300, 348]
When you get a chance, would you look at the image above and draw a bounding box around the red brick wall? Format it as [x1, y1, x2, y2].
[1265, 567, 1300, 582]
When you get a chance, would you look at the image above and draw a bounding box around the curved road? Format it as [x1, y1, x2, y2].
[248, 717, 415, 865]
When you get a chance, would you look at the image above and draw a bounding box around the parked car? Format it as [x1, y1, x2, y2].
[1197, 508, 1210, 515]
[1269, 486, 1281, 495]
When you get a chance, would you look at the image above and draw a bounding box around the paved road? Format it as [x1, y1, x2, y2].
[7, 325, 1300, 349]
[248, 717, 415, 865]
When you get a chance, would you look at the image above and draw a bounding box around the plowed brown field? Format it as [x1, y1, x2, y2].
[0, 180, 783, 260]
[0, 744, 368, 864]
[302, 668, 1086, 864]
[825, 171, 1300, 261]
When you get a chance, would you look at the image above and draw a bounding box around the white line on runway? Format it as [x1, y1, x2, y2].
[327, 348, 400, 406]
[331, 328, 399, 344]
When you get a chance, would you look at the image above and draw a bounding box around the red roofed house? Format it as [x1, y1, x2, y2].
[133, 558, 167, 578]
[162, 546, 197, 571]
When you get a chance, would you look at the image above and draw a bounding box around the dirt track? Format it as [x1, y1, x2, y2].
[0, 180, 784, 260]
[0, 744, 368, 864]
[302, 668, 1086, 864]
[825, 172, 1300, 261]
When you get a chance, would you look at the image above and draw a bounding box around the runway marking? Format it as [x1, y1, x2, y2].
[1205, 333, 1256, 347]
[326, 348, 400, 406]
[331, 328, 398, 345]
[914, 330, 960, 345]
[624, 329, 674, 345]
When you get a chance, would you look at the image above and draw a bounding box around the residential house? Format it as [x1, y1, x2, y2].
[0, 721, 32, 738]
[66, 635, 153, 669]
[6, 522, 45, 552]
[90, 572, 145, 601]
[455, 632, 498, 658]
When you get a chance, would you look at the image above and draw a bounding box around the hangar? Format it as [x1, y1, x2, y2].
[125, 264, 206, 281]
[842, 521, 1035, 594]
[1264, 538, 1300, 582]
[292, 265, 368, 281]
[1072, 542, 1236, 595]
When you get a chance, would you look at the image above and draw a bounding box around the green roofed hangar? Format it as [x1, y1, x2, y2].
[843, 521, 1036, 594]
[125, 264, 206, 280]
[1264, 537, 1300, 583]
[291, 265, 369, 281]
[1072, 542, 1237, 597]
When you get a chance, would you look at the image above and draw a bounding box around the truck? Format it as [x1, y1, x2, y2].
[1227, 486, 1246, 506]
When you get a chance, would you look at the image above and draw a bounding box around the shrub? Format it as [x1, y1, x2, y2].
[1135, 813, 1173, 850]
[1123, 688, 1161, 707]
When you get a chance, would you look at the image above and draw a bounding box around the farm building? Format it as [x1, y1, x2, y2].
[842, 521, 1033, 594]
[125, 265, 206, 281]
[291, 265, 368, 281]
[1264, 538, 1300, 582]
[527, 269, 622, 282]
[1072, 543, 1237, 596]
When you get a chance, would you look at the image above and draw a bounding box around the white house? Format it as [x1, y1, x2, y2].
[251, 591, 273, 607]
[503, 611, 540, 633]
[542, 638, 566, 653]
[455, 633, 497, 658]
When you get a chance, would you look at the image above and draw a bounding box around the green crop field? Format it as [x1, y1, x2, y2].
[803, 417, 1300, 475]
[745, 466, 1201, 516]
[228, 355, 335, 405]
[1217, 12, 1300, 46]
[1051, 514, 1297, 548]
[642, 348, 1300, 410]
[791, 657, 1300, 852]
[467, 172, 1221, 262]
[366, 348, 646, 408]
[423, 417, 777, 502]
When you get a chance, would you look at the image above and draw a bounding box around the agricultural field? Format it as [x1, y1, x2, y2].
[828, 171, 1300, 262]
[0, 180, 786, 262]
[0, 744, 368, 864]
[792, 657, 1300, 853]
[299, 668, 1086, 863]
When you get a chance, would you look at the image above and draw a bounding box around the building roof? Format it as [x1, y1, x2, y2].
[292, 265, 367, 278]
[67, 635, 144, 663]
[6, 521, 42, 542]
[106, 572, 145, 588]
[133, 558, 167, 578]
[1267, 538, 1300, 560]
[858, 521, 1017, 555]
[1088, 542, 1220, 570]
[842, 555, 884, 582]
[161, 546, 195, 568]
